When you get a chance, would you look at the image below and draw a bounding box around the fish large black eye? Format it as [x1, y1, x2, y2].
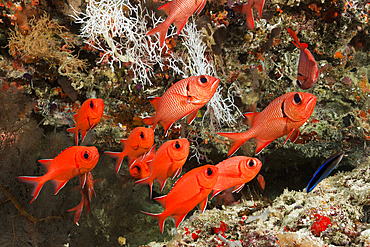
[248, 160, 255, 168]
[175, 141, 181, 149]
[89, 100, 94, 109]
[206, 168, 213, 176]
[200, 76, 207, 83]
[83, 151, 90, 160]
[293, 93, 302, 104]
[140, 131, 144, 139]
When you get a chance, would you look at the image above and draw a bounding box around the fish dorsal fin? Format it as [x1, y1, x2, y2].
[172, 214, 187, 228]
[51, 180, 68, 195]
[158, 2, 171, 15]
[148, 97, 161, 111]
[243, 112, 259, 127]
[198, 197, 208, 213]
[38, 159, 53, 172]
[155, 195, 167, 208]
[232, 184, 245, 193]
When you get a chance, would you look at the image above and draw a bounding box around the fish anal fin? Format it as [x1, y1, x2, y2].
[17, 176, 44, 203]
[173, 19, 187, 35]
[232, 184, 245, 193]
[51, 180, 68, 195]
[148, 97, 161, 111]
[218, 132, 248, 157]
[158, 2, 171, 15]
[104, 151, 126, 174]
[195, 0, 206, 14]
[254, 139, 272, 155]
[243, 112, 259, 127]
[161, 121, 174, 137]
[254, 0, 266, 19]
[154, 195, 167, 208]
[172, 213, 187, 229]
[186, 110, 198, 125]
[141, 211, 166, 233]
[38, 159, 52, 172]
[198, 197, 208, 213]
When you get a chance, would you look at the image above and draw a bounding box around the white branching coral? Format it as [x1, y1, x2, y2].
[72, 0, 241, 128]
[71, 0, 175, 85]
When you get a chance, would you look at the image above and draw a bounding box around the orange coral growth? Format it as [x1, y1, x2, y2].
[334, 51, 343, 59]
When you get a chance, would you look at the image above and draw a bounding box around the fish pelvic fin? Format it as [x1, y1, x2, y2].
[66, 126, 79, 146]
[146, 21, 171, 47]
[186, 110, 198, 125]
[67, 201, 84, 223]
[284, 129, 299, 145]
[217, 132, 249, 157]
[141, 211, 166, 233]
[104, 151, 127, 174]
[17, 176, 45, 204]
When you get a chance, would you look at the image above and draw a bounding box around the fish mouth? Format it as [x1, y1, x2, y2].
[305, 96, 318, 113]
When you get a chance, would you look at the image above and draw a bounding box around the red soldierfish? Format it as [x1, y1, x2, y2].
[143, 75, 219, 135]
[218, 92, 317, 156]
[18, 146, 99, 203]
[147, 0, 207, 47]
[67, 98, 104, 145]
[129, 145, 156, 180]
[104, 127, 154, 174]
[211, 156, 262, 198]
[233, 0, 266, 30]
[287, 27, 319, 89]
[68, 172, 99, 223]
[141, 165, 218, 233]
[135, 138, 190, 198]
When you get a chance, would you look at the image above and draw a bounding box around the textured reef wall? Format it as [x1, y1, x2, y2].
[0, 0, 369, 246]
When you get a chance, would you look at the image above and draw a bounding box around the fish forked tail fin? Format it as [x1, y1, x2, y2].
[217, 132, 249, 157]
[17, 176, 45, 204]
[141, 211, 166, 233]
[67, 201, 84, 223]
[146, 20, 171, 47]
[104, 151, 127, 174]
[66, 126, 79, 146]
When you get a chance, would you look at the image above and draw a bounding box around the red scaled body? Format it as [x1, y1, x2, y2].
[135, 138, 190, 198]
[147, 0, 207, 47]
[18, 146, 99, 203]
[233, 0, 265, 30]
[211, 156, 262, 198]
[143, 75, 219, 135]
[287, 28, 319, 89]
[141, 165, 218, 233]
[104, 127, 154, 174]
[218, 92, 317, 156]
[68, 172, 99, 223]
[67, 98, 104, 145]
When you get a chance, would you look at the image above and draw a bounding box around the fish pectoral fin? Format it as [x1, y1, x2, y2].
[284, 129, 299, 145]
[51, 180, 68, 195]
[172, 214, 188, 229]
[186, 110, 198, 125]
[198, 197, 208, 213]
[232, 184, 245, 193]
[255, 139, 272, 155]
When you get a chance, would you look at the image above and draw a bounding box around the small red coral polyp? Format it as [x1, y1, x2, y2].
[311, 214, 331, 236]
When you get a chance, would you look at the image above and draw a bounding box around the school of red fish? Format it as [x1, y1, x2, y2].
[17, 0, 323, 233]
